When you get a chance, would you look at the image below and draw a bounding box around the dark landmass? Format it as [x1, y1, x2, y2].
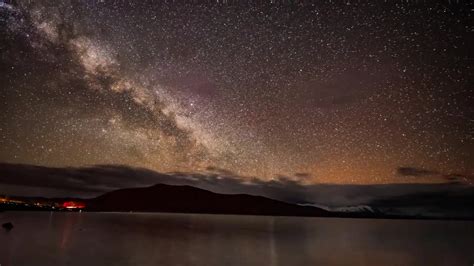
[86, 184, 331, 217]
[1, 162, 473, 219]
[1, 183, 473, 220]
[0, 202, 54, 211]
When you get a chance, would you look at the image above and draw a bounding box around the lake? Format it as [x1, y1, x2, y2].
[0, 212, 473, 266]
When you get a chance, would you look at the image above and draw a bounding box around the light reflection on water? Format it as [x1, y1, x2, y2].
[0, 212, 473, 266]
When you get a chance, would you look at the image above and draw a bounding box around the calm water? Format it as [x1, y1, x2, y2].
[0, 212, 473, 266]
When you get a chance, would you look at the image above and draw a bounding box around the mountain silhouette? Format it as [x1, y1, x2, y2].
[86, 184, 331, 217]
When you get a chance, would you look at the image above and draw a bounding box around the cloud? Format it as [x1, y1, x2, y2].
[0, 163, 159, 193]
[396, 167, 473, 183]
[205, 166, 238, 177]
[397, 167, 439, 177]
[294, 172, 312, 179]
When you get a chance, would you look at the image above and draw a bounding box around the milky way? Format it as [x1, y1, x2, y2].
[0, 1, 472, 184]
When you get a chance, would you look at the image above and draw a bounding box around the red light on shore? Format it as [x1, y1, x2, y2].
[62, 201, 85, 209]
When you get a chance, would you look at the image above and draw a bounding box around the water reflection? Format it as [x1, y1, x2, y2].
[0, 212, 473, 266]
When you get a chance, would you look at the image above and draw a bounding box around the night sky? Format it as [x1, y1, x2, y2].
[0, 0, 472, 188]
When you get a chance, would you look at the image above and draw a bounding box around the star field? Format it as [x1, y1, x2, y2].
[0, 1, 472, 185]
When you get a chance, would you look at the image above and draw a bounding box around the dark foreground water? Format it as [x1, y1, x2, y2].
[0, 212, 473, 266]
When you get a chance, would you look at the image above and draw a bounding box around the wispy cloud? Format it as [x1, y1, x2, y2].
[397, 167, 439, 177]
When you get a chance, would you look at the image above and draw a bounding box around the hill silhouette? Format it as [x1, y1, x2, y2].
[86, 184, 331, 217]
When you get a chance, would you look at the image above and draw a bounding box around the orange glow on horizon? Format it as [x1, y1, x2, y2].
[62, 201, 86, 209]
